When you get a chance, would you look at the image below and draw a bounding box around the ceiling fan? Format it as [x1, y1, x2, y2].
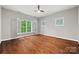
[34, 5, 44, 13]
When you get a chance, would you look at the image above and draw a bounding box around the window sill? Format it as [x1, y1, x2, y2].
[17, 32, 33, 35]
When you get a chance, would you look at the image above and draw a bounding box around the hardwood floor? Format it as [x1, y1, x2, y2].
[0, 34, 79, 54]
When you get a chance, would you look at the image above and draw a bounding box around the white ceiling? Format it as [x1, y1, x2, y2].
[2, 5, 77, 17]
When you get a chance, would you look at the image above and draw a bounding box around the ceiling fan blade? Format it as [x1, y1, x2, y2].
[38, 5, 40, 10]
[40, 10, 44, 12]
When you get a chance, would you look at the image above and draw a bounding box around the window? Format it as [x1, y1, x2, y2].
[55, 17, 64, 26]
[20, 20, 32, 33]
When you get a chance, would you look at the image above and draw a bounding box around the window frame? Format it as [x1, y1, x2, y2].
[17, 18, 33, 35]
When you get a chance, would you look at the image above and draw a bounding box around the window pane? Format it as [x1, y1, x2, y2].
[21, 20, 26, 33]
[27, 21, 31, 32]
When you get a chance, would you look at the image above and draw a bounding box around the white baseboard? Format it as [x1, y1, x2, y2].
[0, 34, 79, 43]
[41, 34, 79, 42]
[0, 34, 36, 43]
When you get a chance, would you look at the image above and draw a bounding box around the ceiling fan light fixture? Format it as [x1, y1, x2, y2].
[37, 10, 41, 13]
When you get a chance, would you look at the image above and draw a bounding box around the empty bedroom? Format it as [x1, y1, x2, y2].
[0, 5, 79, 54]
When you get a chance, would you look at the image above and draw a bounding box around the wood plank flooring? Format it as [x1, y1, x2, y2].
[0, 34, 79, 54]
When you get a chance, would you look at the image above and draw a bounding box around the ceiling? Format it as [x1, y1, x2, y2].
[2, 5, 77, 17]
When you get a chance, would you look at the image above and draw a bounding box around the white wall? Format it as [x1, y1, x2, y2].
[39, 7, 78, 41]
[1, 8, 38, 40]
[78, 7, 79, 40]
[0, 6, 1, 42]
